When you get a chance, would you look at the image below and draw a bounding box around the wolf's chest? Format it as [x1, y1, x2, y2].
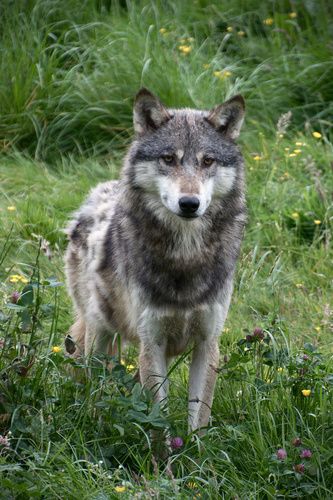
[132, 251, 228, 308]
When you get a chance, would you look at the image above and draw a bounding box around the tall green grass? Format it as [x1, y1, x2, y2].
[0, 0, 333, 498]
[1, 0, 332, 159]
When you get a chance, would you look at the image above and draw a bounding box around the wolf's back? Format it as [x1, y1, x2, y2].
[65, 180, 121, 247]
[64, 180, 122, 313]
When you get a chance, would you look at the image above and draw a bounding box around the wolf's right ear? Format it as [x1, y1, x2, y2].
[206, 95, 245, 140]
[134, 88, 172, 135]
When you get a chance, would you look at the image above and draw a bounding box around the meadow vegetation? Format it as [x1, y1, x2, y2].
[0, 0, 332, 497]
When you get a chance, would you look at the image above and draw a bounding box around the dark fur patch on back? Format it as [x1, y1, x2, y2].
[69, 215, 94, 248]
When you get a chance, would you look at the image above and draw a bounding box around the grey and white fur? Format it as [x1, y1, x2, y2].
[65, 88, 246, 432]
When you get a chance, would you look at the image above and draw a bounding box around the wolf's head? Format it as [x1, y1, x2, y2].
[126, 88, 245, 220]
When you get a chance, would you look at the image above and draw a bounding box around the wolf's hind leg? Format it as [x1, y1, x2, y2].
[65, 316, 86, 359]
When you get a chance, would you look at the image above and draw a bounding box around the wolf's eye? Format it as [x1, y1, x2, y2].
[161, 155, 175, 164]
[203, 157, 214, 167]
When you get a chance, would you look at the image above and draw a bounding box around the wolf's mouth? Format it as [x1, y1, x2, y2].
[178, 212, 199, 219]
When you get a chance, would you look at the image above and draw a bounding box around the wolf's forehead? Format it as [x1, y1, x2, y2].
[160, 109, 215, 149]
[171, 109, 205, 124]
[170, 109, 206, 132]
[131, 108, 237, 164]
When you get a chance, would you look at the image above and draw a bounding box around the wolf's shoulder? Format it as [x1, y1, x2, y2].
[86, 180, 121, 205]
[65, 180, 122, 245]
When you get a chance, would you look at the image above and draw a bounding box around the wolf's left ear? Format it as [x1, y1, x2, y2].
[206, 95, 245, 140]
[134, 88, 172, 135]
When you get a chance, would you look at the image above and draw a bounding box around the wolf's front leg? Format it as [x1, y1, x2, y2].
[188, 337, 219, 432]
[188, 292, 233, 432]
[139, 338, 169, 458]
[139, 341, 168, 405]
[138, 315, 170, 458]
[138, 311, 169, 405]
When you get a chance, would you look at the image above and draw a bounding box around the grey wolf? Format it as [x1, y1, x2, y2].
[65, 88, 246, 432]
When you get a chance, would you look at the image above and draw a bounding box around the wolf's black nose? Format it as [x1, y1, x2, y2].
[179, 196, 200, 214]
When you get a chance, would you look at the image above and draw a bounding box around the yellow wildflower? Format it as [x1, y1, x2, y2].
[115, 485, 126, 493]
[188, 481, 198, 489]
[237, 31, 245, 36]
[284, 147, 290, 151]
[213, 70, 232, 79]
[277, 367, 283, 373]
[187, 37, 194, 42]
[7, 206, 16, 211]
[253, 155, 262, 161]
[9, 274, 28, 284]
[126, 364, 135, 371]
[292, 212, 299, 219]
[263, 18, 274, 26]
[293, 149, 302, 154]
[312, 131, 322, 139]
[278, 133, 284, 138]
[288, 153, 297, 157]
[295, 283, 303, 288]
[223, 327, 230, 333]
[178, 45, 192, 54]
[182, 46, 192, 54]
[227, 26, 233, 32]
[203, 63, 210, 69]
[52, 346, 62, 353]
[295, 141, 303, 146]
[159, 28, 167, 34]
[289, 12, 297, 19]
[314, 220, 321, 225]
[301, 389, 311, 397]
[315, 326, 321, 332]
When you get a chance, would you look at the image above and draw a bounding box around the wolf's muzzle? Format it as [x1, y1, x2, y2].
[178, 196, 200, 218]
